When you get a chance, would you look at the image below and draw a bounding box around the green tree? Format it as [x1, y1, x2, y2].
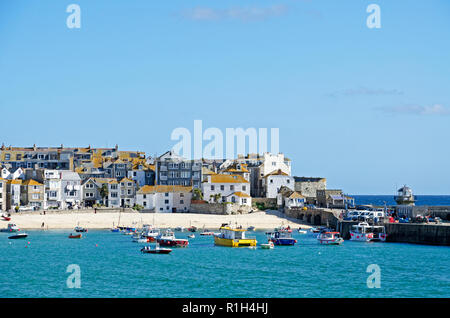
[192, 188, 203, 201]
[99, 184, 109, 205]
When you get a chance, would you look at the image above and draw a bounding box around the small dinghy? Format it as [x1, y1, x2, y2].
[68, 233, 82, 239]
[188, 234, 195, 239]
[8, 232, 28, 239]
[141, 244, 172, 254]
[260, 241, 274, 249]
[298, 229, 307, 234]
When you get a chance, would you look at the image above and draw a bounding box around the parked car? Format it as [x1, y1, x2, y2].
[18, 206, 34, 212]
[428, 216, 442, 224]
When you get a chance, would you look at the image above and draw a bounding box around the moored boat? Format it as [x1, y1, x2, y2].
[74, 226, 88, 233]
[200, 229, 215, 236]
[187, 226, 197, 232]
[267, 230, 297, 246]
[141, 244, 172, 254]
[68, 233, 82, 239]
[157, 230, 189, 247]
[1, 214, 11, 221]
[144, 228, 160, 242]
[247, 226, 255, 231]
[188, 234, 195, 239]
[350, 222, 387, 242]
[214, 224, 257, 247]
[260, 241, 274, 249]
[1, 223, 20, 233]
[317, 232, 343, 245]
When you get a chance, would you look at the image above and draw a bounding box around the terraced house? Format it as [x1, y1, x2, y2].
[6, 179, 22, 211]
[81, 177, 120, 208]
[155, 151, 202, 188]
[0, 178, 6, 211]
[136, 185, 192, 213]
[20, 179, 45, 209]
[120, 177, 136, 208]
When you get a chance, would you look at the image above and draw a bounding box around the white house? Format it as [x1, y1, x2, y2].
[202, 174, 250, 204]
[136, 185, 192, 213]
[262, 169, 294, 198]
[1, 167, 25, 180]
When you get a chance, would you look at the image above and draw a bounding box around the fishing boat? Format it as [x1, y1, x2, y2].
[144, 228, 160, 242]
[214, 224, 257, 247]
[317, 232, 344, 245]
[110, 227, 120, 232]
[187, 226, 197, 232]
[8, 232, 28, 239]
[1, 223, 20, 233]
[141, 244, 172, 254]
[74, 226, 88, 233]
[260, 241, 274, 249]
[132, 233, 149, 243]
[68, 233, 82, 239]
[247, 226, 255, 231]
[157, 230, 189, 247]
[350, 222, 387, 242]
[267, 230, 297, 246]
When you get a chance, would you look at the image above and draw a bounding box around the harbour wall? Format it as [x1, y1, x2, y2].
[284, 208, 341, 227]
[337, 221, 450, 246]
[189, 203, 253, 215]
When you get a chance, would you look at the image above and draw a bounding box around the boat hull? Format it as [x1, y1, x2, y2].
[214, 236, 257, 247]
[349, 232, 387, 242]
[8, 234, 28, 239]
[157, 238, 189, 247]
[318, 238, 343, 245]
[69, 234, 82, 239]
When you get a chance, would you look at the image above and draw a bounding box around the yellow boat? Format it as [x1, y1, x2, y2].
[214, 224, 257, 247]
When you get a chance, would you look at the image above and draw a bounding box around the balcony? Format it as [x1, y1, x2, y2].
[160, 176, 168, 181]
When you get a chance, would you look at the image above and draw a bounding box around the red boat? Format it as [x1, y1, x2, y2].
[2, 216, 11, 221]
[157, 230, 189, 247]
[68, 233, 82, 239]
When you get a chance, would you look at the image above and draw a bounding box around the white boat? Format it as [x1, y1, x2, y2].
[188, 234, 195, 239]
[175, 226, 185, 232]
[247, 226, 256, 231]
[260, 241, 274, 249]
[298, 229, 307, 234]
[350, 222, 387, 242]
[317, 232, 344, 245]
[144, 228, 161, 242]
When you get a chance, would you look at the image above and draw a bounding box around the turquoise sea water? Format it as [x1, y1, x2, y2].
[1, 229, 449, 298]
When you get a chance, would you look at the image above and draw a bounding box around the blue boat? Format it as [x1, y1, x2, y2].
[267, 231, 297, 246]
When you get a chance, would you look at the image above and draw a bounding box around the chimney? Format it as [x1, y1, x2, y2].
[33, 144, 37, 151]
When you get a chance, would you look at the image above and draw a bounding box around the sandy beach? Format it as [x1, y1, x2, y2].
[2, 210, 311, 231]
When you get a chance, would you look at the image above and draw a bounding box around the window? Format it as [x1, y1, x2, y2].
[165, 193, 169, 197]
[111, 192, 118, 198]
[127, 183, 132, 187]
[211, 185, 215, 191]
[230, 185, 234, 191]
[32, 194, 40, 200]
[270, 179, 273, 183]
[127, 189, 131, 195]
[180, 200, 184, 204]
[143, 195, 147, 199]
[231, 196, 236, 203]
[287, 179, 290, 183]
[220, 185, 224, 191]
[143, 201, 147, 207]
[242, 198, 247, 204]
[160, 208, 163, 211]
[165, 200, 169, 204]
[242, 186, 246, 191]
[180, 193, 184, 197]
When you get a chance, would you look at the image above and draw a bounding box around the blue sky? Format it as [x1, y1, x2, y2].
[0, 0, 449, 194]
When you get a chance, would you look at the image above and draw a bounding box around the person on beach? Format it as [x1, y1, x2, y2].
[41, 222, 45, 228]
